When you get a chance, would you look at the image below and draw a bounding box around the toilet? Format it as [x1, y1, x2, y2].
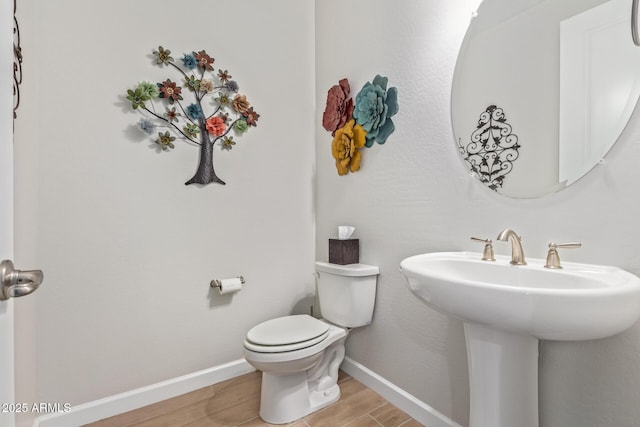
[243, 261, 379, 424]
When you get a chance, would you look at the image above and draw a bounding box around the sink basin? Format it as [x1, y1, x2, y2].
[400, 251, 640, 427]
[400, 251, 640, 341]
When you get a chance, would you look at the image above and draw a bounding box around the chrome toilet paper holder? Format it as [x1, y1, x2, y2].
[210, 276, 245, 289]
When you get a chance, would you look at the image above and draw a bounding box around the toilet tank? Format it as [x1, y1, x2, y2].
[315, 262, 379, 328]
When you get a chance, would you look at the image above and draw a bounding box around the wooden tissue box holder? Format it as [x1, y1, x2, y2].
[329, 239, 359, 265]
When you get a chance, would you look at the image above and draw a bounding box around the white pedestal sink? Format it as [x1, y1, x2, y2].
[400, 251, 640, 427]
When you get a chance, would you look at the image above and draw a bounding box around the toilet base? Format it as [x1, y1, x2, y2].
[245, 322, 348, 424]
[259, 371, 340, 424]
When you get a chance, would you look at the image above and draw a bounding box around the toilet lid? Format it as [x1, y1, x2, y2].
[245, 315, 329, 352]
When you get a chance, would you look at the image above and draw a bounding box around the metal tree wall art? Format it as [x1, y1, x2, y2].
[125, 46, 260, 186]
[458, 105, 520, 191]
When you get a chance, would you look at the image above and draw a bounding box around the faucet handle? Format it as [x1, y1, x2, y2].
[471, 237, 496, 261]
[545, 242, 582, 269]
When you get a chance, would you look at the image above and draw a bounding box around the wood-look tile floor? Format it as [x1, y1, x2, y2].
[84, 370, 424, 427]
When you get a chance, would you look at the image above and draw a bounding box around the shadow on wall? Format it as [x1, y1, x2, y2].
[290, 294, 316, 317]
[208, 286, 235, 308]
[207, 287, 315, 313]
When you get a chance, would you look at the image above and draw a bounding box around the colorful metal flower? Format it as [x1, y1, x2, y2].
[353, 75, 398, 147]
[138, 118, 156, 135]
[157, 79, 183, 104]
[322, 78, 354, 136]
[186, 103, 202, 120]
[183, 123, 199, 139]
[233, 119, 249, 133]
[243, 107, 260, 127]
[164, 107, 180, 122]
[206, 116, 227, 137]
[156, 131, 175, 150]
[331, 119, 366, 175]
[218, 69, 232, 83]
[195, 50, 214, 71]
[181, 53, 197, 70]
[137, 81, 159, 100]
[199, 79, 214, 93]
[225, 81, 239, 92]
[215, 93, 232, 109]
[184, 76, 201, 93]
[232, 94, 251, 114]
[221, 136, 236, 150]
[126, 88, 146, 109]
[153, 46, 174, 66]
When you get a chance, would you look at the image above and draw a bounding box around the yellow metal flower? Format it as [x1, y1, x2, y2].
[331, 119, 366, 176]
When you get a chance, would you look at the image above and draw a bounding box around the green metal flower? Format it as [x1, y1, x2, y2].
[233, 119, 249, 133]
[153, 46, 174, 66]
[126, 88, 146, 110]
[184, 75, 201, 93]
[156, 131, 175, 150]
[183, 123, 199, 139]
[221, 136, 236, 150]
[137, 81, 159, 100]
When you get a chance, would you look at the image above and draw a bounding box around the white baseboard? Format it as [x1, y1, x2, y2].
[33, 359, 255, 427]
[32, 356, 459, 427]
[341, 357, 462, 427]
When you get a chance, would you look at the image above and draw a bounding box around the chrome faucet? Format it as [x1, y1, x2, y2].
[496, 228, 526, 265]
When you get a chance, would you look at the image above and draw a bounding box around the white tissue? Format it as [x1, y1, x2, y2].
[338, 226, 355, 240]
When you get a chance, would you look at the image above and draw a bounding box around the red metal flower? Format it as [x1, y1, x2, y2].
[206, 116, 227, 137]
[243, 107, 260, 127]
[157, 79, 183, 104]
[322, 78, 354, 136]
[195, 50, 214, 71]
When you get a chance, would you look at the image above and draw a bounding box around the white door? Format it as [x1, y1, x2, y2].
[1, 0, 16, 425]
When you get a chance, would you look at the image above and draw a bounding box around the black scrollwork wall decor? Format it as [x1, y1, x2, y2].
[458, 105, 520, 191]
[13, 0, 23, 120]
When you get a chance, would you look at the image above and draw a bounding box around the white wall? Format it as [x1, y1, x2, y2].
[316, 1, 640, 426]
[14, 0, 316, 414]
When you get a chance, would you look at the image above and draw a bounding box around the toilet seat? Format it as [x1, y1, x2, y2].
[245, 314, 329, 353]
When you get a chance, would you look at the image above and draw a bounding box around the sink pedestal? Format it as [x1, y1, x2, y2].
[464, 323, 539, 427]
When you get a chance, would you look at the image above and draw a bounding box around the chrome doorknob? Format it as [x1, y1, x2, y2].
[0, 260, 43, 300]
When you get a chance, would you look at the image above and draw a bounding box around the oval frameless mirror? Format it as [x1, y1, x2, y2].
[452, 0, 640, 198]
